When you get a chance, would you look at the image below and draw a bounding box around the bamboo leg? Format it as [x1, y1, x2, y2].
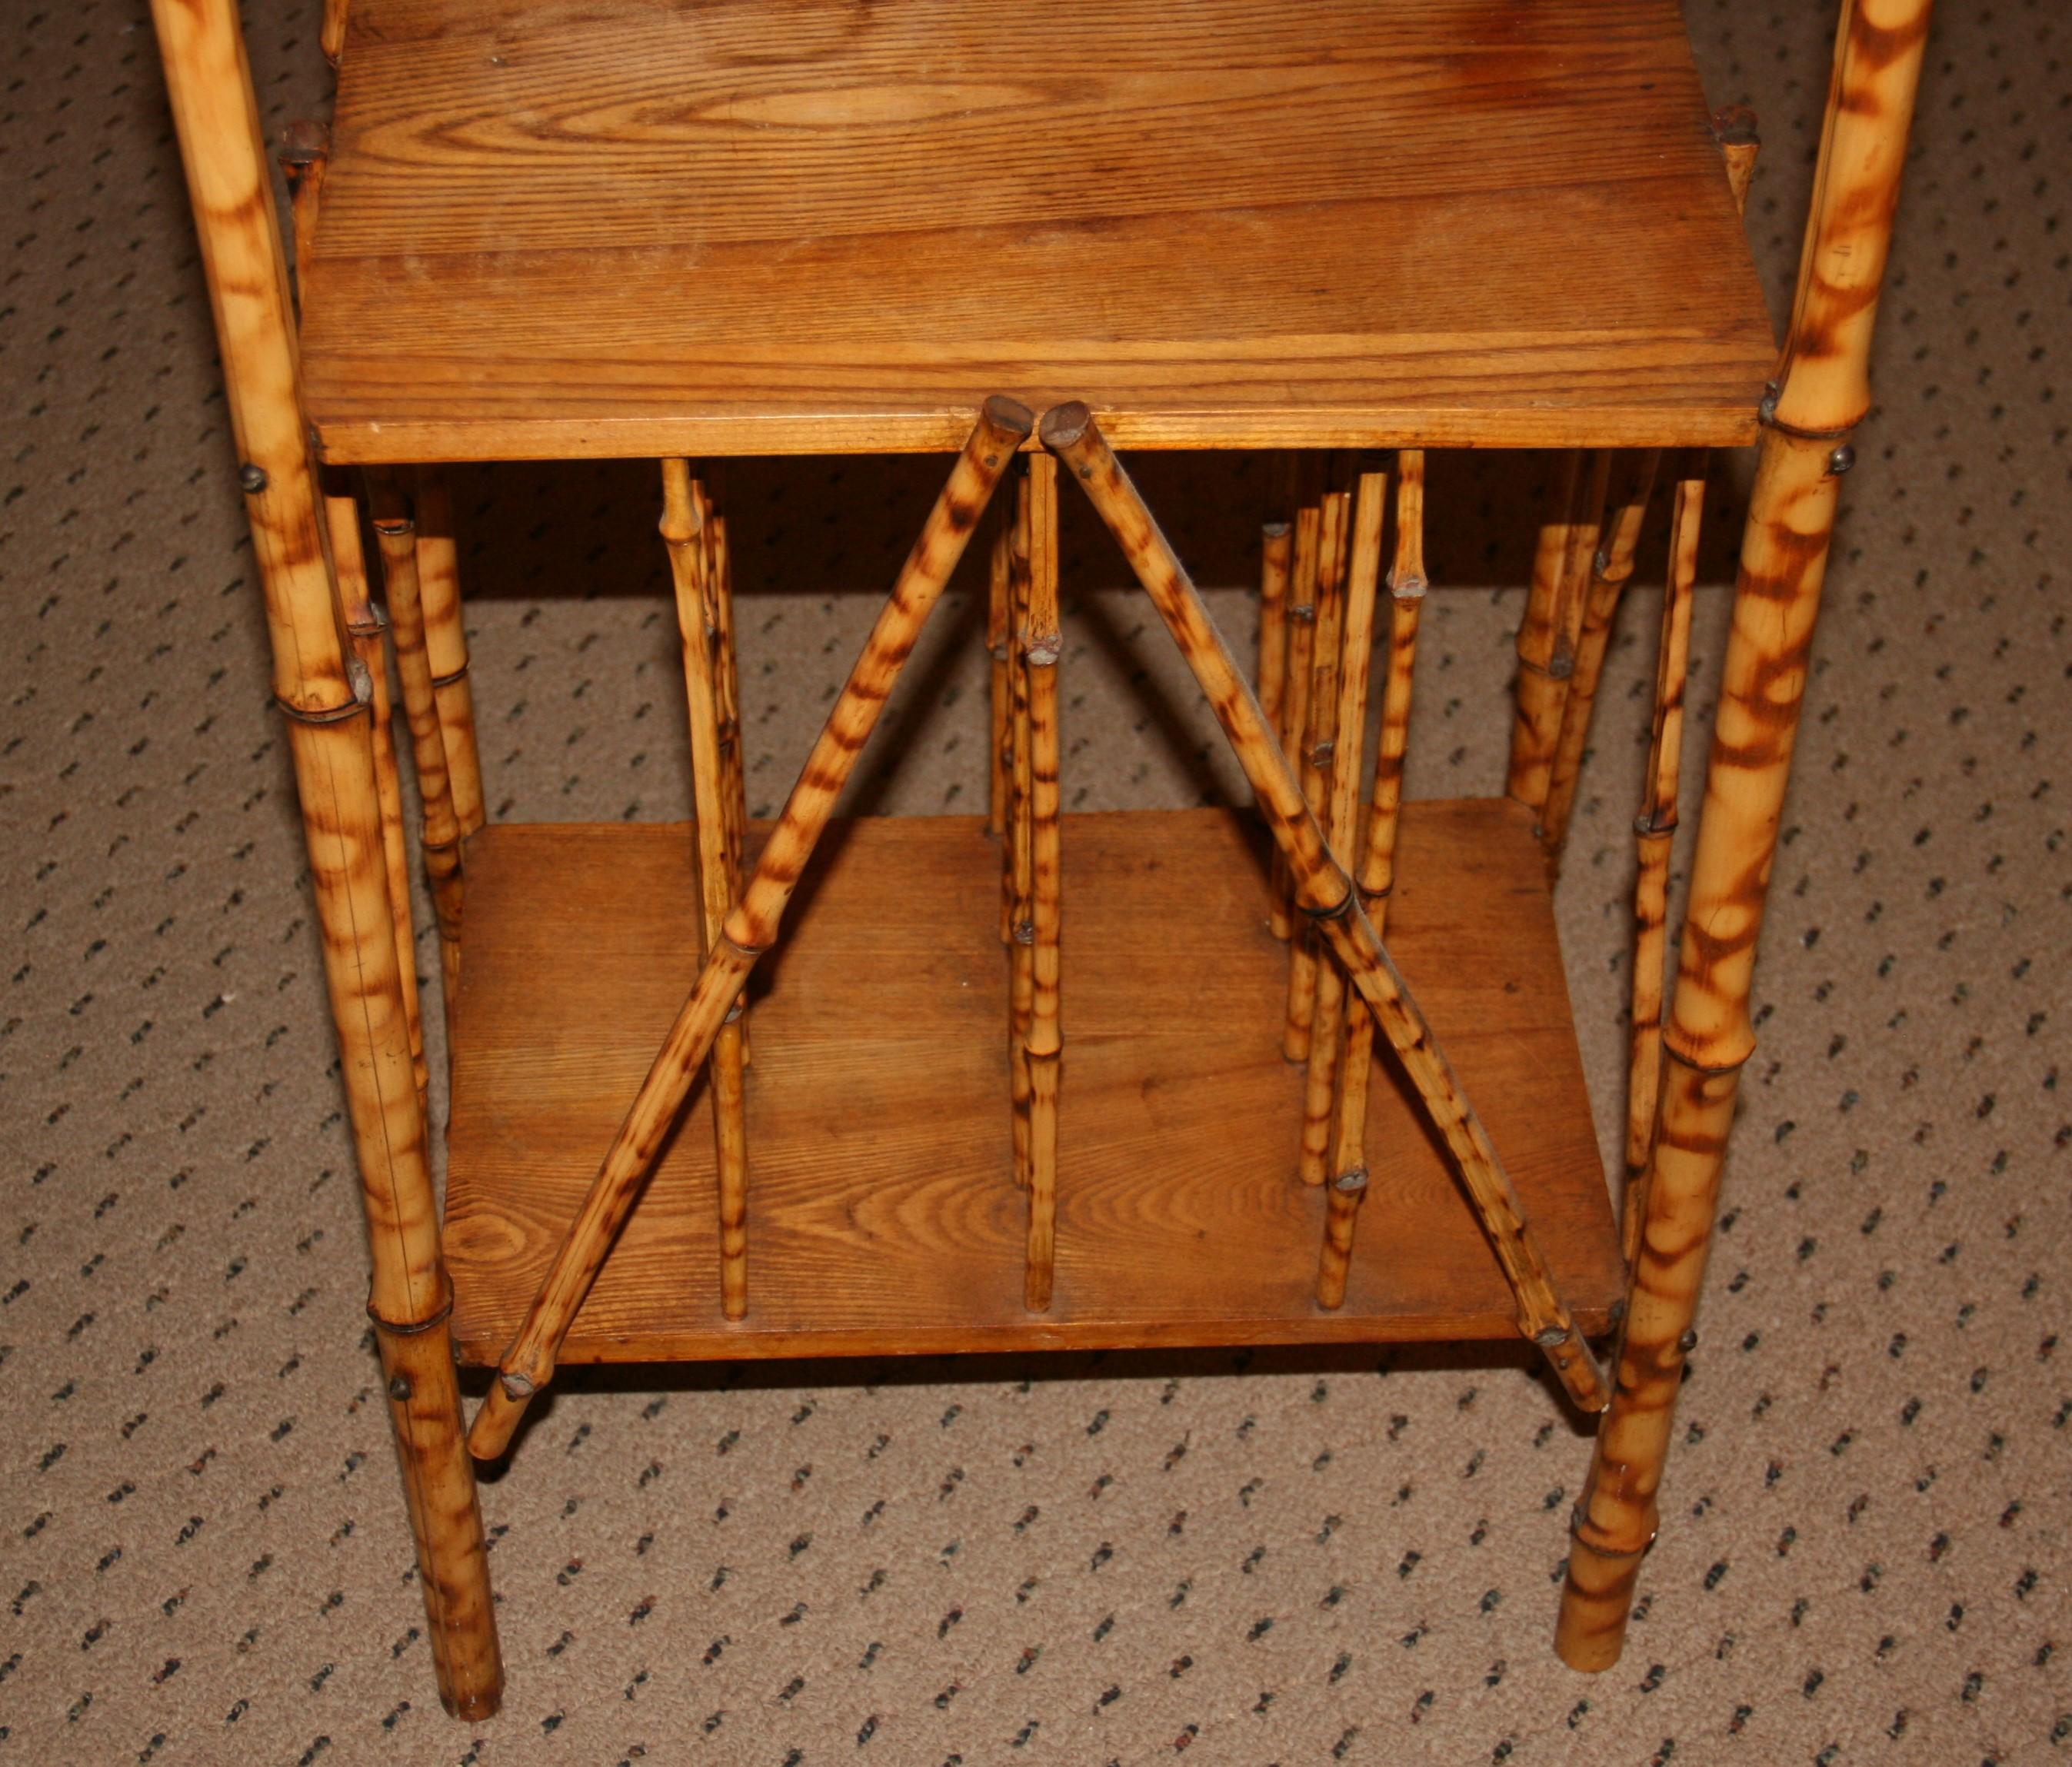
[1508, 451, 1610, 828]
[1043, 405, 1607, 1414]
[152, 0, 499, 1715]
[1561, 0, 1931, 1668]
[1278, 504, 1323, 1060]
[1623, 463, 1704, 1267]
[369, 482, 466, 1011]
[1320, 451, 1424, 1306]
[1298, 482, 1377, 1187]
[1023, 453, 1063, 1312]
[1007, 471, 1036, 1189]
[1538, 450, 1663, 866]
[412, 472, 487, 845]
[661, 463, 751, 1321]
[1257, 520, 1293, 940]
[327, 488, 427, 1112]
[468, 397, 1033, 1461]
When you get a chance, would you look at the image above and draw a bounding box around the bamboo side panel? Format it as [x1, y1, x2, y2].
[411, 471, 486, 840]
[1539, 449, 1663, 864]
[468, 397, 1033, 1462]
[1042, 405, 1606, 1415]
[328, 488, 426, 1107]
[1322, 451, 1425, 1309]
[661, 460, 750, 1320]
[1023, 453, 1063, 1312]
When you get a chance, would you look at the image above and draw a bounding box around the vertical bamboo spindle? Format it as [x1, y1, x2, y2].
[661, 462, 751, 1320]
[151, 0, 500, 1716]
[1623, 462, 1705, 1267]
[1319, 452, 1424, 1306]
[1006, 470, 1036, 1188]
[701, 491, 752, 1065]
[1284, 496, 1344, 1066]
[328, 489, 427, 1110]
[1560, 0, 1931, 1671]
[275, 119, 328, 304]
[1298, 480, 1381, 1187]
[1538, 450, 1664, 866]
[1043, 406, 1607, 1415]
[411, 472, 487, 845]
[1508, 451, 1610, 827]
[1023, 454, 1064, 1311]
[468, 398, 1034, 1462]
[1273, 504, 1321, 1004]
[369, 484, 466, 1009]
[987, 517, 1012, 847]
[1616, 112, 1761, 1260]
[1257, 521, 1294, 940]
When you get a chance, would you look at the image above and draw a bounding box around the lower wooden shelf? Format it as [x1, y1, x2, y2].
[444, 800, 1624, 1364]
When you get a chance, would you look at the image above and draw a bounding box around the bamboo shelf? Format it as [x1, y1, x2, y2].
[298, 0, 1777, 463]
[443, 800, 1624, 1365]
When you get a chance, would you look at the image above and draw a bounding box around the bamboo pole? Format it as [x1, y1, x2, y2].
[1277, 504, 1324, 1060]
[701, 491, 752, 1065]
[661, 461, 751, 1320]
[1298, 480, 1381, 1187]
[1006, 471, 1036, 1189]
[1043, 405, 1607, 1414]
[1560, 0, 1933, 1671]
[327, 488, 427, 1111]
[1621, 462, 1704, 1268]
[1023, 453, 1064, 1311]
[411, 471, 486, 844]
[1273, 504, 1321, 1004]
[987, 517, 1012, 848]
[468, 397, 1033, 1460]
[1285, 490, 1351, 1109]
[1319, 451, 1425, 1307]
[321, 0, 349, 65]
[368, 481, 466, 1010]
[1257, 520, 1293, 939]
[1538, 449, 1663, 865]
[151, 0, 499, 1717]
[1508, 451, 1610, 826]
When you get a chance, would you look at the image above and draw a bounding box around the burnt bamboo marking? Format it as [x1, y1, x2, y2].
[661, 461, 751, 1320]
[1043, 405, 1607, 1413]
[468, 398, 1034, 1461]
[1321, 451, 1425, 1308]
[1024, 452, 1064, 1311]
[701, 488, 753, 1063]
[152, 0, 500, 1716]
[1560, 0, 1933, 1671]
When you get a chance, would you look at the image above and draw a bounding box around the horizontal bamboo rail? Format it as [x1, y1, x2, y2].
[468, 396, 1033, 1460]
[1044, 404, 1607, 1415]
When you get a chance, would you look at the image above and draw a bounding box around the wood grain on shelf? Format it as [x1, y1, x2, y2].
[444, 803, 1623, 1363]
[302, 0, 1776, 461]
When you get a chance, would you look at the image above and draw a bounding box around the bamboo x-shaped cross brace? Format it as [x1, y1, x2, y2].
[469, 398, 1606, 1460]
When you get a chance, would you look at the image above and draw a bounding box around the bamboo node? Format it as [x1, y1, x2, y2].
[275, 657, 371, 727]
[238, 463, 268, 494]
[498, 1370, 537, 1399]
[1331, 1166, 1369, 1194]
[1546, 654, 1576, 682]
[1534, 1326, 1570, 1347]
[365, 1291, 454, 1335]
[1301, 889, 1355, 923]
[1387, 571, 1428, 601]
[1262, 521, 1291, 539]
[1024, 634, 1061, 667]
[431, 662, 472, 690]
[1634, 810, 1678, 838]
[1013, 920, 1034, 946]
[1309, 738, 1335, 767]
[1569, 1506, 1656, 1560]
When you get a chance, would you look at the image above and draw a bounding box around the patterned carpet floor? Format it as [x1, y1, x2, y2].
[4, 1, 2069, 1762]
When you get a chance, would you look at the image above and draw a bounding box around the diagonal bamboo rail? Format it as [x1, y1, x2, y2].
[468, 397, 1034, 1460]
[1042, 404, 1607, 1415]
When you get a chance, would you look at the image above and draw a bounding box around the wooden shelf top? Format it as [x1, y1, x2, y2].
[301, 0, 1777, 462]
[442, 804, 1624, 1366]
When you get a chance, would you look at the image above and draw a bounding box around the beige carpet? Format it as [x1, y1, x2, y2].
[5, 2, 2070, 1762]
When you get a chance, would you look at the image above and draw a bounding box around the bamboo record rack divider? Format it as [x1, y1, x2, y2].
[152, 0, 1934, 1721]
